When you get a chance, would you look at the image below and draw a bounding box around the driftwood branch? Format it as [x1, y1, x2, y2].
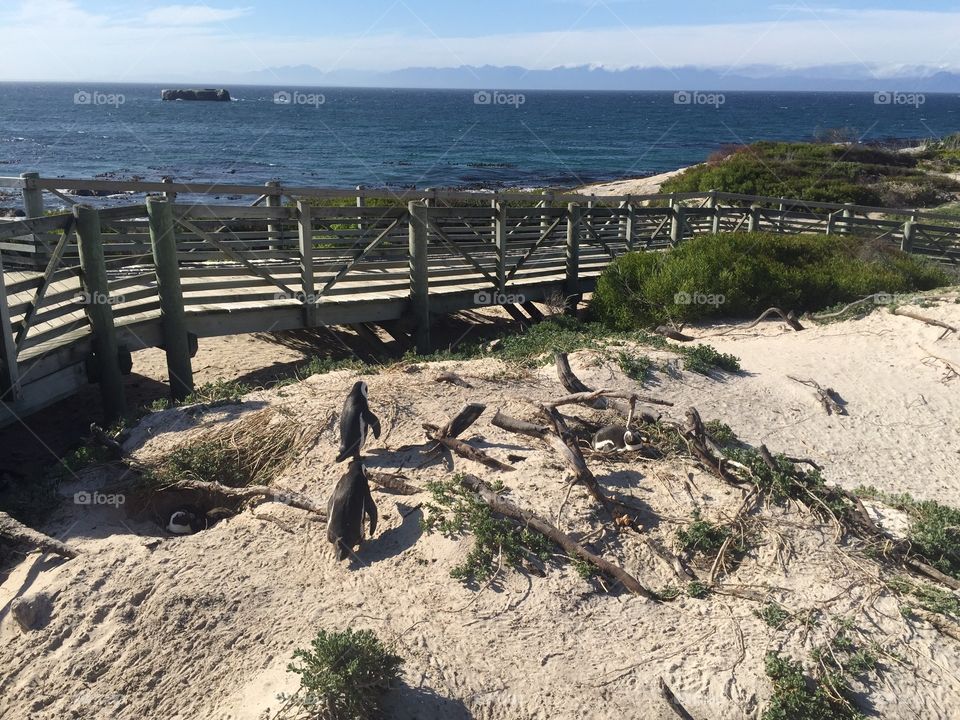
[424, 403, 515, 472]
[658, 677, 697, 720]
[0, 511, 80, 558]
[709, 307, 804, 336]
[434, 371, 473, 388]
[165, 477, 328, 518]
[491, 410, 549, 439]
[892, 307, 957, 335]
[459, 474, 657, 600]
[787, 376, 847, 416]
[655, 325, 695, 342]
[367, 472, 422, 496]
[547, 389, 673, 411]
[541, 406, 616, 519]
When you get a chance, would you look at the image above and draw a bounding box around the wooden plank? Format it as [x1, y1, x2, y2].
[14, 219, 75, 350]
[0, 214, 73, 241]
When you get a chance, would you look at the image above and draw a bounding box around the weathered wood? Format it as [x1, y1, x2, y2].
[565, 203, 582, 304]
[658, 677, 696, 720]
[655, 325, 695, 342]
[439, 403, 486, 439]
[541, 406, 616, 518]
[434, 371, 472, 388]
[491, 410, 550, 438]
[408, 202, 430, 353]
[74, 204, 125, 424]
[423, 403, 514, 471]
[787, 376, 846, 416]
[367, 471, 422, 495]
[891, 307, 957, 334]
[0, 253, 21, 401]
[147, 197, 194, 401]
[296, 201, 315, 314]
[459, 474, 657, 600]
[0, 510, 79, 558]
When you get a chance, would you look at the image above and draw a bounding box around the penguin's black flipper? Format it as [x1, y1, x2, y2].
[364, 408, 382, 440]
[364, 482, 378, 536]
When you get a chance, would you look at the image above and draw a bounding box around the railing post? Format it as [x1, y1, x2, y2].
[747, 204, 761, 233]
[624, 199, 635, 252]
[709, 189, 721, 235]
[565, 203, 581, 313]
[424, 188, 435, 208]
[495, 201, 507, 292]
[541, 190, 553, 234]
[146, 197, 194, 402]
[777, 196, 787, 234]
[297, 201, 316, 325]
[670, 204, 686, 245]
[265, 180, 283, 249]
[20, 172, 44, 218]
[0, 253, 21, 402]
[356, 185, 365, 234]
[825, 210, 836, 235]
[408, 202, 430, 353]
[901, 219, 915, 253]
[162, 177, 177, 201]
[74, 204, 125, 423]
[841, 203, 853, 235]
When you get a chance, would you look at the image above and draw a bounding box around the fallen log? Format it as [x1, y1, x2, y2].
[434, 371, 473, 388]
[459, 474, 657, 600]
[547, 389, 673, 411]
[0, 511, 80, 559]
[553, 353, 670, 422]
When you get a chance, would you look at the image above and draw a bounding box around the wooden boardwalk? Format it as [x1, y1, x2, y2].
[1, 174, 959, 427]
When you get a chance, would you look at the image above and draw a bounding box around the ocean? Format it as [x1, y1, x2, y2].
[1, 82, 958, 193]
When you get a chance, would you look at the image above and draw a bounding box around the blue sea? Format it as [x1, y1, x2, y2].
[1, 82, 958, 194]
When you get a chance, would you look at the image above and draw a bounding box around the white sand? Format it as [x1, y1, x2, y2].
[2, 297, 960, 719]
[576, 167, 696, 197]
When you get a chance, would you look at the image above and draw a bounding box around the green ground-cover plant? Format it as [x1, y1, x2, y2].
[855, 487, 960, 580]
[661, 141, 958, 208]
[591, 232, 948, 329]
[420, 477, 553, 584]
[676, 509, 730, 555]
[278, 628, 403, 720]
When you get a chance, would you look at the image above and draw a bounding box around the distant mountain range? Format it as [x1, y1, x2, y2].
[220, 64, 960, 92]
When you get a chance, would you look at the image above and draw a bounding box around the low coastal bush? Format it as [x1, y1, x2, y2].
[279, 628, 403, 720]
[661, 141, 958, 207]
[590, 232, 949, 329]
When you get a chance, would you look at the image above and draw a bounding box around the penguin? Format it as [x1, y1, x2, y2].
[167, 509, 201, 535]
[592, 425, 646, 452]
[326, 459, 378, 561]
[165, 506, 235, 535]
[336, 381, 381, 462]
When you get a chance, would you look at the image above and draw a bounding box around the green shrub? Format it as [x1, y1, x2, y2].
[662, 141, 957, 207]
[281, 628, 403, 720]
[591, 233, 948, 329]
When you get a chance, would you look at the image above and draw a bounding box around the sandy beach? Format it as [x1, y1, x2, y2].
[1, 293, 959, 719]
[576, 166, 696, 197]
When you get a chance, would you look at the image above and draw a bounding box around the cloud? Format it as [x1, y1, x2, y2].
[0, 5, 958, 81]
[144, 4, 251, 26]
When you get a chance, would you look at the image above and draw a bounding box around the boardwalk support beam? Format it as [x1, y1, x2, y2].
[75, 204, 125, 423]
[408, 202, 431, 353]
[147, 197, 194, 401]
[901, 220, 915, 253]
[297, 201, 316, 326]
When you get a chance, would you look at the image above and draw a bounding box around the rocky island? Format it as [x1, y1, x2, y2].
[161, 88, 231, 102]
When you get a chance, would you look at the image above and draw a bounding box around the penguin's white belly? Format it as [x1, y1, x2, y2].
[594, 439, 618, 451]
[358, 415, 367, 446]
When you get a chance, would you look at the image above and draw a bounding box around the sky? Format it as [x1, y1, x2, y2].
[1, 0, 959, 82]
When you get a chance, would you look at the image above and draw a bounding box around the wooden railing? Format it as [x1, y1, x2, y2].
[1, 173, 959, 426]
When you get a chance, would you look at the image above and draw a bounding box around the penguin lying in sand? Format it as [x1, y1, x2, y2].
[166, 507, 234, 535]
[336, 381, 381, 462]
[327, 459, 378, 560]
[592, 425, 646, 452]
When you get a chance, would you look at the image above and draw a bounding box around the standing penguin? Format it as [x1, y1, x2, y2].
[326, 459, 378, 560]
[336, 381, 381, 462]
